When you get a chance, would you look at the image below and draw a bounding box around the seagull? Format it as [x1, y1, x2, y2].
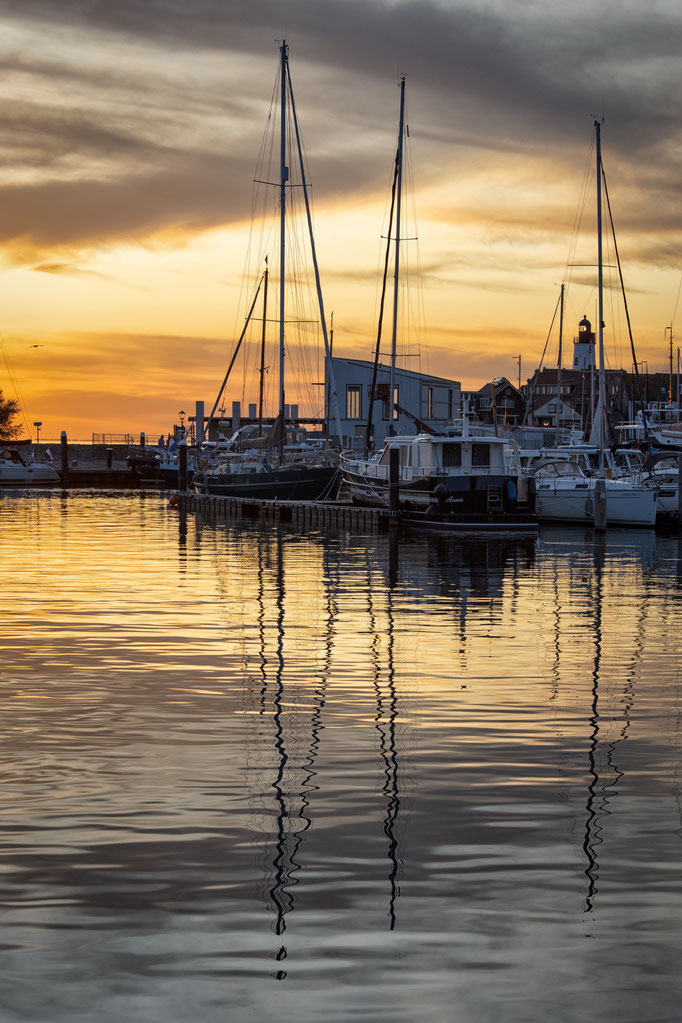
[26, 344, 44, 348]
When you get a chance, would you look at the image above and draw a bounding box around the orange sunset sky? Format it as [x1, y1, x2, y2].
[1, 0, 680, 440]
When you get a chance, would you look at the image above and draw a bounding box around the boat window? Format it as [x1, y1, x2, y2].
[471, 444, 490, 467]
[442, 444, 461, 467]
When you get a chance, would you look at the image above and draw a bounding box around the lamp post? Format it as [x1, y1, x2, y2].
[179, 410, 186, 439]
[33, 421, 42, 444]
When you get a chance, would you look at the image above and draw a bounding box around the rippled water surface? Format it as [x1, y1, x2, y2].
[2, 491, 682, 1022]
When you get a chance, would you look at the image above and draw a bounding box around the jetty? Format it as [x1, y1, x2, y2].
[176, 490, 392, 532]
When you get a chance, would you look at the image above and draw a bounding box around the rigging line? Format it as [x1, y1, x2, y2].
[204, 272, 265, 442]
[600, 163, 650, 448]
[0, 335, 32, 437]
[521, 290, 562, 426]
[366, 143, 400, 456]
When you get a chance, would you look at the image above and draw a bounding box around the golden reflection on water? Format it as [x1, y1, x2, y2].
[1, 492, 681, 1022]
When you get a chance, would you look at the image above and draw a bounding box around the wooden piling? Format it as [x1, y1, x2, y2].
[594, 478, 607, 531]
[60, 431, 69, 488]
[178, 445, 188, 492]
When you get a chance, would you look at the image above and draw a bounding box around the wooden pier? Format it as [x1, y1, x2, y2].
[177, 490, 394, 532]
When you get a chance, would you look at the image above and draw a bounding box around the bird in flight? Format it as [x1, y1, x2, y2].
[27, 344, 44, 348]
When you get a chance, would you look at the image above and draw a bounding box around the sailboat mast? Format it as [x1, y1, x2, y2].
[595, 119, 606, 473]
[387, 75, 406, 437]
[556, 282, 564, 445]
[258, 263, 269, 437]
[279, 41, 288, 428]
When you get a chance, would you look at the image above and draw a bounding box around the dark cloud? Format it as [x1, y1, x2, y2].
[0, 0, 680, 258]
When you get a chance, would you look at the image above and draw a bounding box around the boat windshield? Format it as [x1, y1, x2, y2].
[534, 460, 585, 479]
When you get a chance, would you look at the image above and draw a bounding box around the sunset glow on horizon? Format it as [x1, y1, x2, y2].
[1, 1, 680, 440]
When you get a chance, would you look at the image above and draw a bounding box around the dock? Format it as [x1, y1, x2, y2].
[177, 490, 393, 531]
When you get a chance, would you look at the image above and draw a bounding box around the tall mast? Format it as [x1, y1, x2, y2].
[555, 282, 564, 444]
[387, 75, 406, 437]
[258, 261, 269, 437]
[279, 41, 288, 429]
[595, 119, 605, 472]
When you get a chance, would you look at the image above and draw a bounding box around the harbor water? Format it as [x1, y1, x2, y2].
[2, 491, 682, 1022]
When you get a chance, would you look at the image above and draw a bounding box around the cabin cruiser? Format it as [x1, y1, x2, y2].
[339, 430, 536, 528]
[0, 441, 60, 486]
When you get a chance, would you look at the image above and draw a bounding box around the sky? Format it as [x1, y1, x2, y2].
[1, 0, 681, 439]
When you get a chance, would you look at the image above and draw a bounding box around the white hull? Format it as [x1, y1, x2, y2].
[0, 462, 60, 486]
[536, 477, 657, 526]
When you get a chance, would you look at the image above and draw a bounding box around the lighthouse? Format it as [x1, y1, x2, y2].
[573, 315, 595, 371]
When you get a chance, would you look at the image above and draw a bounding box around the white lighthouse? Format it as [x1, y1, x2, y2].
[573, 315, 595, 371]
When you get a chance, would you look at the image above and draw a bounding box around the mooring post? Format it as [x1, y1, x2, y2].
[178, 444, 188, 492]
[388, 443, 400, 518]
[594, 477, 607, 531]
[60, 431, 69, 489]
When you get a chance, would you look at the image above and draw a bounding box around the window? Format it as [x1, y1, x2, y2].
[442, 444, 461, 467]
[346, 384, 361, 420]
[427, 387, 434, 419]
[472, 444, 490, 467]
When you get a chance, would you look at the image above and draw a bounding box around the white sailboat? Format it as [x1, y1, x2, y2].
[531, 120, 657, 528]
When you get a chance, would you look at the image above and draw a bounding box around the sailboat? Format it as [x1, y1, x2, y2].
[340, 79, 536, 529]
[193, 42, 340, 502]
[529, 121, 657, 527]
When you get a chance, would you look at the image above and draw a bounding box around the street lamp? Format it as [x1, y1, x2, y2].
[33, 421, 42, 444]
[179, 410, 186, 438]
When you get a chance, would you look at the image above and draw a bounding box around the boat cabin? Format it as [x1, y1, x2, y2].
[375, 433, 511, 475]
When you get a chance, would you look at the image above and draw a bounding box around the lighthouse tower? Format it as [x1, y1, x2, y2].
[573, 315, 595, 371]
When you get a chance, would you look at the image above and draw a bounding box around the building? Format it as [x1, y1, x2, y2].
[328, 357, 461, 448]
[463, 377, 526, 426]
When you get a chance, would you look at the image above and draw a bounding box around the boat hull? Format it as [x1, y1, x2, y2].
[0, 466, 60, 486]
[342, 467, 536, 526]
[535, 478, 657, 526]
[194, 465, 339, 502]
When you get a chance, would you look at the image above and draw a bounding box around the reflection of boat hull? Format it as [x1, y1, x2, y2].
[194, 464, 339, 501]
[535, 478, 657, 526]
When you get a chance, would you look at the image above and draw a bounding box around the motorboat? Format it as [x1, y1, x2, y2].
[0, 441, 60, 486]
[340, 430, 537, 528]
